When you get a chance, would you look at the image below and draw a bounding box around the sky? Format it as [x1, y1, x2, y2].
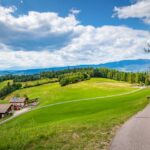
[0, 0, 150, 70]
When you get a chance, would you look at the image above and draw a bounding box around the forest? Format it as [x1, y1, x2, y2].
[41, 68, 150, 86]
[0, 68, 149, 85]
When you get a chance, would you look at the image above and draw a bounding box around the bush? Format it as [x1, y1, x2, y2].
[59, 72, 90, 86]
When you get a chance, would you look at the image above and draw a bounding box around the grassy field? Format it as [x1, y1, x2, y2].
[4, 78, 138, 106]
[0, 78, 149, 150]
[0, 78, 57, 103]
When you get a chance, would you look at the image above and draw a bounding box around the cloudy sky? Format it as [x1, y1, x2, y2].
[0, 0, 150, 70]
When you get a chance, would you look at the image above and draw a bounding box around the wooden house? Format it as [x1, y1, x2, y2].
[0, 104, 13, 118]
[10, 97, 28, 110]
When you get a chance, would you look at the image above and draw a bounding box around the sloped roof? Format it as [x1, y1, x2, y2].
[0, 104, 12, 114]
[10, 97, 26, 103]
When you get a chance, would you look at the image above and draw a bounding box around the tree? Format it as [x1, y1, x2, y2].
[145, 76, 150, 86]
[135, 73, 140, 83]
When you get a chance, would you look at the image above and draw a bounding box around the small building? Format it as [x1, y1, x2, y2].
[0, 104, 13, 118]
[10, 97, 28, 110]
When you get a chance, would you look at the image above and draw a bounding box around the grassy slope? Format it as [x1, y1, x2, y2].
[0, 78, 57, 104]
[0, 78, 149, 150]
[4, 78, 137, 106]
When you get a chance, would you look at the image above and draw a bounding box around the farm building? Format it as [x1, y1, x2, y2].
[10, 97, 28, 110]
[0, 104, 13, 118]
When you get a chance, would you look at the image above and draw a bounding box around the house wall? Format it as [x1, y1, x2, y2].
[0, 105, 13, 119]
[10, 102, 26, 110]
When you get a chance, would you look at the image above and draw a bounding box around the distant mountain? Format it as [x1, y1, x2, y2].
[0, 59, 149, 75]
[98, 59, 150, 72]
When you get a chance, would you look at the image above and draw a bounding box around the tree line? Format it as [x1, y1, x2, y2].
[0, 82, 22, 99]
[0, 68, 92, 83]
[91, 68, 149, 85]
[57, 68, 149, 86]
[0, 67, 149, 87]
[0, 74, 40, 83]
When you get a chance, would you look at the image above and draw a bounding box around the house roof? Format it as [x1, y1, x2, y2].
[0, 104, 12, 114]
[10, 97, 26, 103]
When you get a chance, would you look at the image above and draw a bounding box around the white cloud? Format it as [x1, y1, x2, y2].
[70, 8, 80, 15]
[0, 6, 79, 37]
[0, 5, 79, 50]
[113, 0, 150, 24]
[0, 5, 149, 70]
[0, 5, 16, 14]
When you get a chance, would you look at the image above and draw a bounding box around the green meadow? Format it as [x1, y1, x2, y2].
[0, 78, 149, 150]
[5, 78, 137, 106]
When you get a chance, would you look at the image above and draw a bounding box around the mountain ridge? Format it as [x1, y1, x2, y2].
[0, 59, 149, 75]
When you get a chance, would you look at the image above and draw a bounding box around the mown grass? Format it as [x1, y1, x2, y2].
[0, 78, 149, 150]
[4, 78, 137, 106]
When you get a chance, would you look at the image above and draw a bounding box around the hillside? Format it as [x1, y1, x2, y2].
[4, 78, 137, 106]
[0, 78, 149, 150]
[98, 59, 150, 72]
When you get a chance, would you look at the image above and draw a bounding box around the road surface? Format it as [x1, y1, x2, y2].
[110, 104, 150, 150]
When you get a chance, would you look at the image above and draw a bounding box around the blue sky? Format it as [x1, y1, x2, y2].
[1, 0, 149, 30]
[0, 0, 149, 70]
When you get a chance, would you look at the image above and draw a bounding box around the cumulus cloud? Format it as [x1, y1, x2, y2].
[0, 5, 149, 70]
[0, 6, 78, 33]
[0, 5, 80, 50]
[113, 0, 150, 24]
